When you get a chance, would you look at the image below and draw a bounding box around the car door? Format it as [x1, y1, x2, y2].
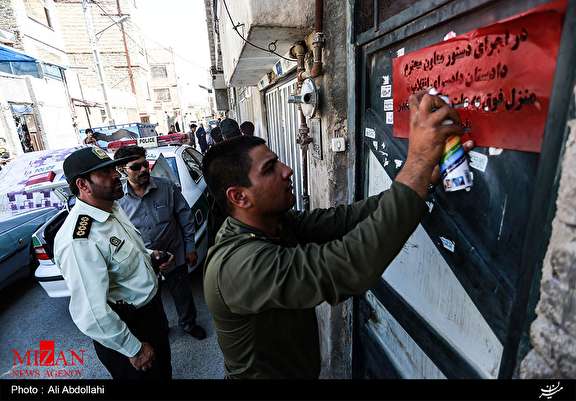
[175, 146, 210, 270]
[0, 220, 21, 285]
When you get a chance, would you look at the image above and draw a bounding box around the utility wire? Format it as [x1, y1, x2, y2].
[221, 0, 297, 62]
[91, 0, 210, 73]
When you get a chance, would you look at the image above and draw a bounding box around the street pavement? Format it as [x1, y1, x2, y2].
[0, 268, 224, 379]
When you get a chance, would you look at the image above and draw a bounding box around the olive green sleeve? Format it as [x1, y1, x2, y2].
[218, 181, 427, 314]
[286, 192, 384, 243]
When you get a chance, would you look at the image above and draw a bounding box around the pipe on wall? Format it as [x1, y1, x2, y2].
[290, 0, 324, 211]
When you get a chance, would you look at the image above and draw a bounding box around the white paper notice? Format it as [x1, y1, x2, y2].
[382, 75, 390, 85]
[383, 99, 393, 111]
[381, 85, 392, 98]
[469, 151, 488, 173]
[396, 48, 405, 57]
[365, 127, 376, 138]
[385, 112, 394, 125]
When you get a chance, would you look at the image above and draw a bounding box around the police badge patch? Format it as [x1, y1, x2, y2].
[73, 215, 93, 239]
[110, 236, 122, 246]
[92, 147, 109, 159]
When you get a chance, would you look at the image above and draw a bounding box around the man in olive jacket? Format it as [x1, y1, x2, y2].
[201, 93, 472, 379]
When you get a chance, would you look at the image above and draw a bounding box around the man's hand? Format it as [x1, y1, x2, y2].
[129, 342, 155, 371]
[396, 92, 468, 198]
[186, 251, 198, 267]
[152, 250, 175, 272]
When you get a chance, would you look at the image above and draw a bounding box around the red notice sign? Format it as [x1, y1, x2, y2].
[392, 0, 567, 153]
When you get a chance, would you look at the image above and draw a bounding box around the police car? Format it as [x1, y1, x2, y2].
[32, 140, 211, 298]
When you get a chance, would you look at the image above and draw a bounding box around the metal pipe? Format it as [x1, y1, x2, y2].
[292, 42, 312, 210]
[310, 0, 324, 78]
[315, 0, 323, 32]
[289, 0, 324, 211]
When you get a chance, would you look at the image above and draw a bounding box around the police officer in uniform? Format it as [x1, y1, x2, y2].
[201, 93, 474, 379]
[54, 147, 174, 380]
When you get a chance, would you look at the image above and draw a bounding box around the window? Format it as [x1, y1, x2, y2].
[181, 149, 203, 183]
[0, 61, 41, 78]
[151, 65, 168, 79]
[24, 0, 52, 29]
[154, 88, 171, 102]
[41, 63, 62, 80]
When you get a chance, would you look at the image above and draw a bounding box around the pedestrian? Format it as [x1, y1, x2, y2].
[208, 126, 222, 146]
[240, 121, 255, 136]
[219, 118, 242, 140]
[201, 92, 473, 379]
[187, 124, 197, 148]
[83, 129, 98, 146]
[114, 145, 207, 340]
[53, 147, 173, 380]
[168, 124, 176, 134]
[196, 124, 209, 154]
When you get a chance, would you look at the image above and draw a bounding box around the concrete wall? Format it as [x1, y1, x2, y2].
[0, 74, 30, 157]
[27, 75, 78, 148]
[0, 72, 78, 154]
[520, 83, 576, 379]
[216, 0, 313, 86]
[14, 0, 69, 65]
[0, 0, 24, 50]
[305, 0, 352, 379]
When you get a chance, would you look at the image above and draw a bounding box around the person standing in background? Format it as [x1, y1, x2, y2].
[220, 118, 242, 140]
[114, 146, 207, 340]
[240, 121, 255, 136]
[187, 124, 197, 149]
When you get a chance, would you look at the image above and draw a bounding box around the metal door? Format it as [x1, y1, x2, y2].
[352, 0, 575, 379]
[265, 78, 306, 211]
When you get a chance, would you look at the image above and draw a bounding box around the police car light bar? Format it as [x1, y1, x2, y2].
[107, 133, 187, 151]
[25, 171, 56, 187]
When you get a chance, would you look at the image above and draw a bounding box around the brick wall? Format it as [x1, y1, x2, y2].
[520, 84, 576, 379]
[0, 0, 24, 49]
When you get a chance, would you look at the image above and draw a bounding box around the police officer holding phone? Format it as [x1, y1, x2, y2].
[54, 147, 175, 380]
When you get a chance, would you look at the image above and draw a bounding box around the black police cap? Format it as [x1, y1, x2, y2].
[63, 146, 138, 184]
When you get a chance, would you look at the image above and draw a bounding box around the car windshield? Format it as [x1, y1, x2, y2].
[164, 156, 180, 180]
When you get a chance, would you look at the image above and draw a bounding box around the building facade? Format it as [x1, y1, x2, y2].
[53, 0, 153, 130]
[205, 0, 576, 379]
[0, 0, 78, 157]
[147, 46, 182, 133]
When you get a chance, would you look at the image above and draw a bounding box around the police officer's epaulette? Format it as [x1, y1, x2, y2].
[73, 215, 93, 239]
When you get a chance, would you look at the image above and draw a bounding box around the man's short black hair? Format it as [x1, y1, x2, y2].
[220, 118, 241, 140]
[240, 121, 255, 136]
[190, 123, 197, 129]
[202, 136, 266, 213]
[113, 145, 146, 160]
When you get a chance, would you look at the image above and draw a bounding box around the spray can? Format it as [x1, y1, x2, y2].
[428, 88, 473, 192]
